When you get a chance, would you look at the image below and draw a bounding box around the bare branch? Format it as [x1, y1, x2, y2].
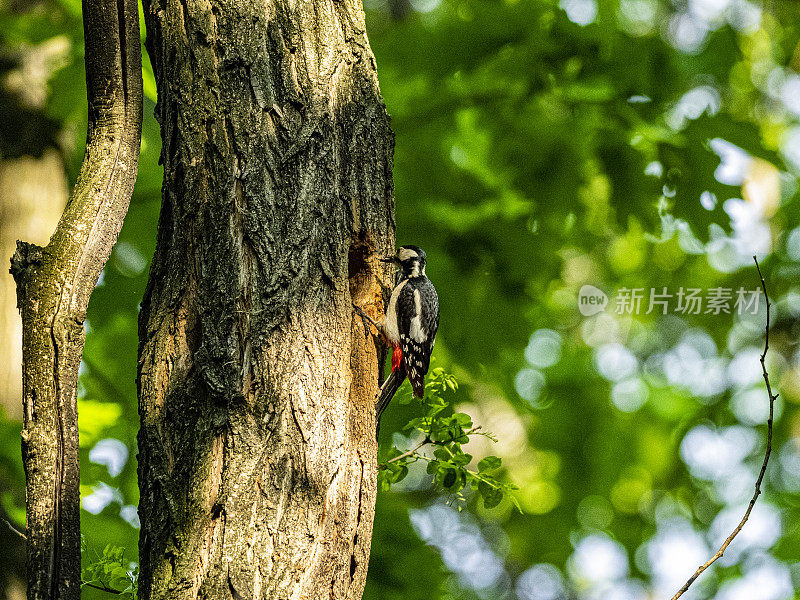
[82, 582, 124, 595]
[670, 256, 776, 600]
[2, 517, 26, 540]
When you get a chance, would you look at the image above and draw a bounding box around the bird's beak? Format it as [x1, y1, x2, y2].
[379, 256, 397, 264]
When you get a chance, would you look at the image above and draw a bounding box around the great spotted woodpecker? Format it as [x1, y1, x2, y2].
[370, 245, 440, 420]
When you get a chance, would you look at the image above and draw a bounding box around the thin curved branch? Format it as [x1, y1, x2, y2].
[82, 582, 124, 595]
[2, 517, 26, 540]
[670, 256, 776, 600]
[9, 0, 142, 596]
[384, 437, 431, 465]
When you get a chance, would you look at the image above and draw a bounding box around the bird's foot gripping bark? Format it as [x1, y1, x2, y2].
[353, 303, 389, 345]
[353, 304, 379, 329]
[377, 278, 393, 304]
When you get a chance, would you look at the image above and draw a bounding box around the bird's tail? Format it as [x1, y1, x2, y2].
[376, 366, 406, 423]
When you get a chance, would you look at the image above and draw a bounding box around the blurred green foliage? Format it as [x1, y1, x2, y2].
[3, 0, 800, 598]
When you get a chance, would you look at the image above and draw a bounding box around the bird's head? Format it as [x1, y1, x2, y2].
[381, 245, 427, 278]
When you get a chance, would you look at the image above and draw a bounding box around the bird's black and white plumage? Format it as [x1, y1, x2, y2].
[375, 245, 439, 419]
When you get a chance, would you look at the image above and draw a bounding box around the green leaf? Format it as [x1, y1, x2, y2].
[393, 465, 409, 483]
[453, 452, 472, 467]
[110, 565, 129, 588]
[478, 456, 502, 472]
[453, 412, 473, 428]
[441, 468, 457, 490]
[479, 481, 503, 509]
[433, 447, 450, 461]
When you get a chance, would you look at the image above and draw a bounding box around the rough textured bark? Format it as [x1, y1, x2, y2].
[136, 0, 394, 597]
[8, 0, 143, 595]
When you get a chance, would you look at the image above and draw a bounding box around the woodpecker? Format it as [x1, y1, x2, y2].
[370, 245, 440, 420]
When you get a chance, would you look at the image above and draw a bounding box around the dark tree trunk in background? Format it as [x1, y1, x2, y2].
[9, 0, 143, 596]
[136, 0, 394, 597]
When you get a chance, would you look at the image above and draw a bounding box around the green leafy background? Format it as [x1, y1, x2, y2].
[3, 0, 800, 598]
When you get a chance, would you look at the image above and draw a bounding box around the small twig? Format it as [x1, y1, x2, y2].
[670, 256, 776, 600]
[82, 582, 124, 595]
[3, 518, 26, 540]
[386, 437, 431, 465]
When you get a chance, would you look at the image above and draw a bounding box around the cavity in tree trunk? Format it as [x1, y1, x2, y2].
[9, 0, 143, 596]
[136, 0, 394, 598]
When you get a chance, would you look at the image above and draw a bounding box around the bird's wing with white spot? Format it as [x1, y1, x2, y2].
[417, 278, 438, 375]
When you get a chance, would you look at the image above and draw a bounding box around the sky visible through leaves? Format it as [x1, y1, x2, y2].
[3, 0, 800, 598]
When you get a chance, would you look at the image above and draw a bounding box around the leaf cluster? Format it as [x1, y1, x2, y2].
[81, 544, 138, 598]
[379, 367, 519, 510]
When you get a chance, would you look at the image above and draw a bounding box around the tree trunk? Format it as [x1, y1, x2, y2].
[9, 0, 143, 596]
[136, 0, 394, 598]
